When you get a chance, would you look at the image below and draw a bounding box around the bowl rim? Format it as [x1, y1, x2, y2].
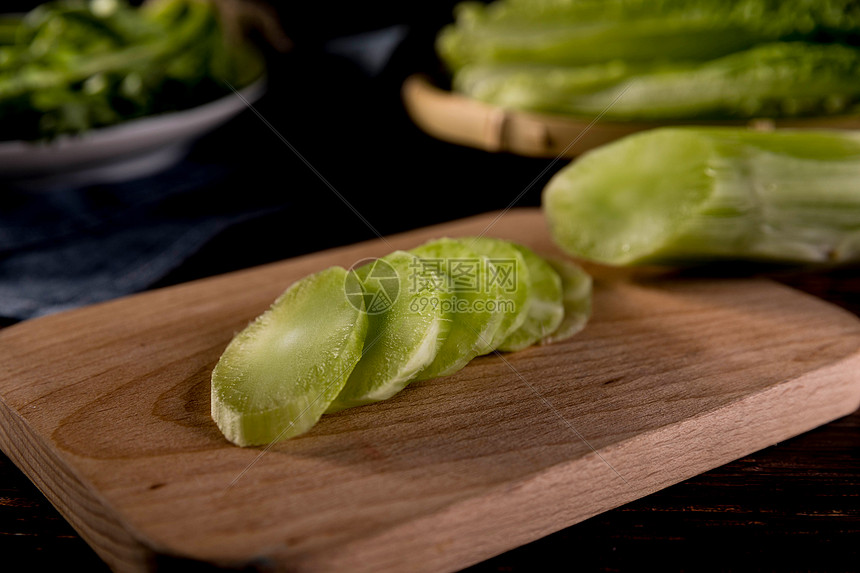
[0, 76, 267, 153]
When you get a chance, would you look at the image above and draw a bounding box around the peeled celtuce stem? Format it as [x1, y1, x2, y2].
[453, 42, 860, 120]
[543, 127, 860, 266]
[438, 0, 860, 71]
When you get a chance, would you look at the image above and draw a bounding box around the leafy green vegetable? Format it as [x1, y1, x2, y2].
[438, 0, 860, 120]
[439, 0, 860, 70]
[543, 127, 860, 265]
[0, 0, 264, 141]
[454, 42, 860, 119]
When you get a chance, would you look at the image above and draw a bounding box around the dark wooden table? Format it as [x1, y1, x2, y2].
[1, 269, 857, 572]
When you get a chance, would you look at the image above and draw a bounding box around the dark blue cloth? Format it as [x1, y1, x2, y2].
[0, 160, 278, 319]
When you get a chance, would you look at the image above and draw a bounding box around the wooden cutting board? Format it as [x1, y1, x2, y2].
[1, 208, 859, 572]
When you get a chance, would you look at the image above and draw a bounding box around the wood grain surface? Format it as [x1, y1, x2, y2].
[1, 208, 859, 572]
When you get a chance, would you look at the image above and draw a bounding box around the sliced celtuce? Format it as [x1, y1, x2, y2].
[211, 267, 368, 446]
[466, 236, 532, 350]
[497, 243, 563, 352]
[541, 258, 592, 345]
[211, 240, 594, 446]
[410, 238, 504, 379]
[326, 251, 450, 412]
[543, 127, 860, 266]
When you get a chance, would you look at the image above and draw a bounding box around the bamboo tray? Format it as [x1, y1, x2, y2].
[402, 74, 860, 158]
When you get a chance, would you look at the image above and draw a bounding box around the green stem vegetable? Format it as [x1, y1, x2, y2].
[211, 238, 592, 446]
[453, 42, 860, 120]
[438, 0, 860, 71]
[211, 267, 368, 447]
[543, 127, 860, 265]
[326, 251, 451, 413]
[540, 258, 591, 345]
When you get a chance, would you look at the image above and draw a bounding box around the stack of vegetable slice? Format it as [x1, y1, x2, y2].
[211, 238, 592, 446]
[437, 0, 860, 119]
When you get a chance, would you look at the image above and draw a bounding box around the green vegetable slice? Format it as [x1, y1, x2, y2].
[541, 258, 592, 345]
[543, 127, 860, 265]
[497, 243, 564, 352]
[466, 236, 532, 351]
[211, 241, 595, 446]
[326, 251, 450, 412]
[211, 267, 368, 446]
[410, 238, 504, 379]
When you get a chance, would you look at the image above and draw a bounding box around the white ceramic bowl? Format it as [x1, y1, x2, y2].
[0, 78, 265, 186]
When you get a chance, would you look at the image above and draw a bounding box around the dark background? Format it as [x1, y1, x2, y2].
[1, 1, 858, 572]
[0, 0, 556, 320]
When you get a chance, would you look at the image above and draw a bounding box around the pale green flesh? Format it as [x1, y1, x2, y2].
[212, 242, 594, 447]
[410, 238, 504, 380]
[465, 236, 532, 350]
[497, 243, 564, 352]
[326, 251, 449, 412]
[211, 267, 368, 446]
[544, 127, 860, 266]
[541, 257, 592, 345]
[544, 128, 714, 265]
